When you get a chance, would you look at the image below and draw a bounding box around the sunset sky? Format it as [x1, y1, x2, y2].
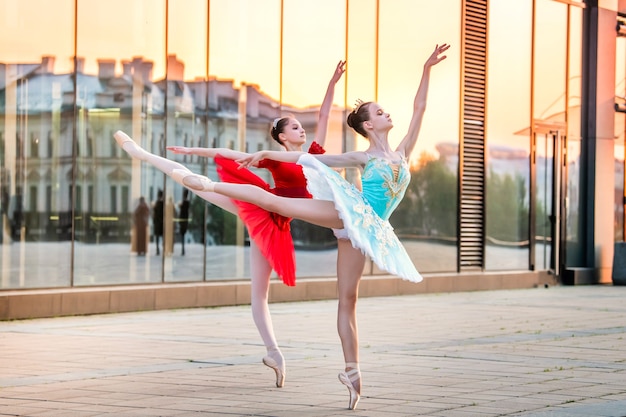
[1, 0, 605, 160]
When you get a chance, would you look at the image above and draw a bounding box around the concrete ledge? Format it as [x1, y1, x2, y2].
[0, 270, 553, 320]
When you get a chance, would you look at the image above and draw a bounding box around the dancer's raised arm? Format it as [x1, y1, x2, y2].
[396, 43, 449, 159]
[315, 60, 346, 147]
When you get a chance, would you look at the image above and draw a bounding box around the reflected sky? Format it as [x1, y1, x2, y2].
[1, 0, 461, 160]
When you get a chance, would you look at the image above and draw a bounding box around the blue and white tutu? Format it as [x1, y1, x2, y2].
[297, 153, 423, 282]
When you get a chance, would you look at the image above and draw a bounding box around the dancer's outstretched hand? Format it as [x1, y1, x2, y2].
[236, 151, 266, 169]
[425, 43, 450, 68]
[331, 60, 346, 84]
[167, 146, 220, 158]
[167, 146, 193, 154]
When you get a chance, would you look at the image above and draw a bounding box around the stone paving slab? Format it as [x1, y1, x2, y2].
[0, 285, 625, 416]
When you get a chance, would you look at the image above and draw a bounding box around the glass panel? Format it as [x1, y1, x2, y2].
[533, 0, 567, 271]
[280, 0, 346, 278]
[74, 0, 166, 285]
[535, 0, 568, 124]
[204, 0, 282, 281]
[344, 0, 378, 276]
[378, 0, 461, 274]
[164, 0, 208, 281]
[347, 0, 377, 154]
[0, 0, 74, 288]
[535, 133, 555, 270]
[486, 0, 532, 270]
[566, 6, 585, 262]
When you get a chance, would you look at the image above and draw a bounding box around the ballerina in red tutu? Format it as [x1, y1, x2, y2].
[168, 112, 335, 287]
[114, 60, 345, 389]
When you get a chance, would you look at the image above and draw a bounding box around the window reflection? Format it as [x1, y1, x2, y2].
[73, 0, 166, 285]
[0, 0, 74, 288]
[486, 0, 532, 271]
[376, 0, 461, 274]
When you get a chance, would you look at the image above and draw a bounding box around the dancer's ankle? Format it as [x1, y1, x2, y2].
[345, 362, 359, 372]
[171, 169, 214, 192]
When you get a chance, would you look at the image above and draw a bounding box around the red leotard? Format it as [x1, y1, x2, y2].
[214, 142, 326, 286]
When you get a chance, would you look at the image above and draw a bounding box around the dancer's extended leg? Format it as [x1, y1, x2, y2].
[169, 169, 345, 230]
[114, 131, 237, 213]
[336, 239, 365, 409]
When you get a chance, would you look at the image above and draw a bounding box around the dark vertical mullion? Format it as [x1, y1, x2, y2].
[561, 4, 572, 274]
[279, 0, 284, 107]
[161, 0, 169, 281]
[457, 0, 466, 272]
[375, 0, 379, 101]
[70, 0, 78, 286]
[529, 0, 537, 271]
[343, 0, 349, 154]
[482, 1, 489, 270]
[202, 0, 211, 280]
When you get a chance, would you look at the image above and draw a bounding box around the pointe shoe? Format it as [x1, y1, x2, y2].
[113, 130, 132, 146]
[338, 367, 361, 410]
[262, 355, 286, 388]
[171, 169, 214, 192]
[113, 130, 145, 159]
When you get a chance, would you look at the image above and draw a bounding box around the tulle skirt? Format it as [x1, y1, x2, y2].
[298, 153, 422, 282]
[215, 156, 296, 286]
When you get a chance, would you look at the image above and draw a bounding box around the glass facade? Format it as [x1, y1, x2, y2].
[485, 0, 584, 273]
[0, 0, 590, 290]
[616, 29, 625, 243]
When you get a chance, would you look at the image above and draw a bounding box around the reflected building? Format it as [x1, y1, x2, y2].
[1, 54, 340, 246]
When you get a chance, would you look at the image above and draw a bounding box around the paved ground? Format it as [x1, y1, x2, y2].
[1, 285, 625, 417]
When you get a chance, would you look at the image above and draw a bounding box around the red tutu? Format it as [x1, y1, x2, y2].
[215, 156, 296, 286]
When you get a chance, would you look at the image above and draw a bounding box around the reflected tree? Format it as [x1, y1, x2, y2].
[188, 195, 237, 245]
[393, 152, 457, 240]
[486, 170, 531, 244]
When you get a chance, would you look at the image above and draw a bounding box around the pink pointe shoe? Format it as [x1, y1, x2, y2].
[113, 130, 132, 147]
[262, 355, 286, 388]
[113, 130, 145, 159]
[338, 364, 361, 410]
[171, 169, 214, 192]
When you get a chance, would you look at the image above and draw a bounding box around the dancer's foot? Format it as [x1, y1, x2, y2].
[338, 363, 361, 410]
[113, 130, 149, 160]
[171, 169, 214, 192]
[262, 349, 286, 388]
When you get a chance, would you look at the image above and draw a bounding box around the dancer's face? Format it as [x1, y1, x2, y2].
[367, 103, 393, 132]
[279, 118, 306, 147]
